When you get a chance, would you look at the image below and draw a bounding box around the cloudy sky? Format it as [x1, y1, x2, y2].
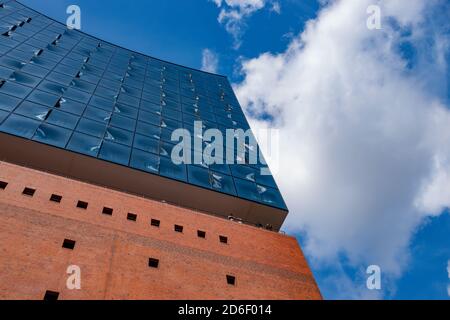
[22, 0, 450, 299]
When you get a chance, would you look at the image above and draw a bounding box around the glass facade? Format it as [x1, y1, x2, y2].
[0, 0, 287, 210]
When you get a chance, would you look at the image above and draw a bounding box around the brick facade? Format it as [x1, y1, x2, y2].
[0, 161, 321, 300]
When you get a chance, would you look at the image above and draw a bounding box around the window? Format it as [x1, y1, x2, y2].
[174, 225, 183, 233]
[102, 207, 113, 215]
[50, 194, 62, 203]
[77, 201, 88, 209]
[62, 239, 76, 250]
[148, 258, 159, 268]
[43, 291, 59, 301]
[127, 213, 137, 221]
[219, 236, 228, 244]
[197, 230, 206, 239]
[226, 275, 236, 286]
[151, 219, 160, 227]
[0, 181, 7, 190]
[22, 187, 36, 197]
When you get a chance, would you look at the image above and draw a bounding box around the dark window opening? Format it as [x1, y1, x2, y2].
[43, 291, 59, 301]
[22, 187, 36, 197]
[50, 194, 62, 203]
[127, 213, 137, 221]
[197, 230, 206, 239]
[77, 201, 88, 209]
[151, 219, 160, 227]
[102, 207, 113, 215]
[226, 275, 236, 286]
[174, 225, 183, 233]
[0, 181, 8, 189]
[62, 239, 76, 250]
[148, 258, 159, 268]
[219, 236, 228, 244]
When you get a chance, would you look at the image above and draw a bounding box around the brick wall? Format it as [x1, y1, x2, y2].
[0, 161, 321, 300]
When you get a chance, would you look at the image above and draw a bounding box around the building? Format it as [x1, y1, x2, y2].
[0, 0, 321, 300]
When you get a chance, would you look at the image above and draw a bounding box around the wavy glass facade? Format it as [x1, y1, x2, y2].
[0, 0, 287, 229]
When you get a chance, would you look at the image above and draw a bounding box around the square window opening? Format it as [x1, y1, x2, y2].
[127, 213, 137, 221]
[174, 225, 184, 233]
[22, 187, 36, 197]
[226, 275, 236, 286]
[43, 290, 59, 301]
[151, 219, 160, 227]
[102, 207, 113, 215]
[0, 181, 8, 190]
[77, 201, 88, 209]
[148, 258, 159, 268]
[62, 239, 76, 250]
[219, 236, 228, 244]
[197, 230, 206, 239]
[50, 194, 62, 203]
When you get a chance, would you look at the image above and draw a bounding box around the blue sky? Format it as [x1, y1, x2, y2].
[20, 0, 450, 300]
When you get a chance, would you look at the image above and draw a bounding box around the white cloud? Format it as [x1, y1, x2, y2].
[201, 49, 219, 74]
[211, 0, 279, 49]
[234, 0, 450, 298]
[447, 260, 450, 297]
[271, 1, 281, 14]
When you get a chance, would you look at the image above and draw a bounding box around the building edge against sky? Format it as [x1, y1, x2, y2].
[0, 0, 322, 299]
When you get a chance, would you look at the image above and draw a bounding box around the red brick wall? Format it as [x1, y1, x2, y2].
[0, 161, 321, 300]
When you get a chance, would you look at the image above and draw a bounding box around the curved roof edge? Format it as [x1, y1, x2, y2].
[14, 0, 229, 79]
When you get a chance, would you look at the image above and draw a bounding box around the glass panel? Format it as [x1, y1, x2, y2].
[159, 156, 187, 182]
[230, 165, 256, 182]
[67, 132, 102, 157]
[136, 121, 160, 139]
[58, 98, 86, 115]
[76, 118, 106, 138]
[0, 81, 33, 98]
[0, 110, 9, 124]
[83, 105, 111, 123]
[32, 123, 71, 148]
[133, 134, 159, 154]
[0, 92, 21, 111]
[98, 141, 131, 166]
[8, 71, 41, 87]
[63, 87, 91, 104]
[234, 178, 261, 203]
[210, 171, 236, 195]
[45, 110, 79, 130]
[110, 113, 136, 131]
[0, 114, 40, 138]
[114, 103, 138, 118]
[257, 185, 287, 210]
[130, 149, 159, 174]
[27, 90, 60, 107]
[187, 165, 211, 189]
[14, 101, 50, 121]
[104, 126, 133, 146]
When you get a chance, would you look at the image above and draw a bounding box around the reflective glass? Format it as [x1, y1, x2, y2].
[234, 178, 261, 203]
[32, 123, 71, 148]
[130, 149, 159, 174]
[67, 132, 102, 157]
[133, 134, 159, 154]
[76, 118, 106, 138]
[45, 110, 79, 130]
[99, 141, 131, 166]
[159, 156, 187, 182]
[0, 92, 21, 111]
[104, 126, 133, 146]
